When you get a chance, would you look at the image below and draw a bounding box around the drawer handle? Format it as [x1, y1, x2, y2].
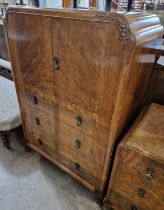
[33, 95, 38, 105]
[131, 206, 138, 210]
[138, 188, 146, 198]
[38, 139, 43, 146]
[35, 117, 40, 126]
[146, 169, 154, 180]
[53, 56, 60, 70]
[75, 139, 81, 149]
[74, 162, 80, 169]
[76, 116, 83, 126]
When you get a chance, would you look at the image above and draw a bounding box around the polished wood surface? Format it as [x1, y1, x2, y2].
[5, 7, 163, 193]
[104, 103, 164, 210]
[146, 40, 164, 105]
[150, 66, 164, 104]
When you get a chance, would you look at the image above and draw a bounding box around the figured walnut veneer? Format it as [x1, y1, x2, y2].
[4, 7, 163, 193]
[104, 103, 164, 210]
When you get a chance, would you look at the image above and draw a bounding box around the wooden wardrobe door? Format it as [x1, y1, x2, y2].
[51, 17, 124, 125]
[6, 14, 54, 103]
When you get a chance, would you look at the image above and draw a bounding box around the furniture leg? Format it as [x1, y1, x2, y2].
[1, 131, 11, 149]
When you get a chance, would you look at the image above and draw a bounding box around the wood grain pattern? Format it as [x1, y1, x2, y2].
[104, 103, 164, 210]
[5, 13, 54, 103]
[145, 45, 164, 105]
[22, 93, 106, 168]
[104, 191, 145, 210]
[4, 7, 163, 193]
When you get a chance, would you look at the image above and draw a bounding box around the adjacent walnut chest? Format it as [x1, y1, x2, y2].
[104, 103, 164, 210]
[5, 7, 163, 194]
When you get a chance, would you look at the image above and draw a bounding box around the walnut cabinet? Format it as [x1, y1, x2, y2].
[104, 103, 164, 210]
[5, 7, 163, 194]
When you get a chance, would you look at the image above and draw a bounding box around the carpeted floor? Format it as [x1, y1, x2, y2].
[0, 131, 101, 210]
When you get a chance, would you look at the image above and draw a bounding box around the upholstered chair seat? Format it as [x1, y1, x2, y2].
[0, 75, 21, 148]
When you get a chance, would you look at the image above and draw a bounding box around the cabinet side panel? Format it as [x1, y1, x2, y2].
[117, 45, 158, 135]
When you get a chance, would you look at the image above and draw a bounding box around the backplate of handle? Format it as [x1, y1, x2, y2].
[138, 188, 146, 198]
[146, 168, 154, 180]
[53, 56, 60, 70]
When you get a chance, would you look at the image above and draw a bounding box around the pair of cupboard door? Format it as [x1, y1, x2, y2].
[9, 13, 123, 121]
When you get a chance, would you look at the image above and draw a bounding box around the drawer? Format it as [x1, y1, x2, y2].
[29, 134, 102, 189]
[52, 121, 106, 168]
[109, 191, 144, 210]
[21, 93, 106, 168]
[28, 117, 106, 169]
[113, 150, 164, 210]
[22, 93, 109, 148]
[21, 97, 56, 149]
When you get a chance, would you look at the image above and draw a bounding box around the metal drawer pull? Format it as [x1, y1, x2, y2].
[75, 139, 81, 149]
[38, 139, 43, 146]
[76, 116, 83, 126]
[35, 117, 40, 126]
[53, 56, 60, 70]
[33, 95, 38, 105]
[138, 188, 146, 198]
[146, 169, 154, 180]
[74, 162, 80, 169]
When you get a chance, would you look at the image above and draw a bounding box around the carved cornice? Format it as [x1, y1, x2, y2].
[4, 9, 135, 64]
[95, 13, 136, 64]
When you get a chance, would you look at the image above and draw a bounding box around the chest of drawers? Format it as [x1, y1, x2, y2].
[5, 7, 163, 195]
[104, 103, 164, 210]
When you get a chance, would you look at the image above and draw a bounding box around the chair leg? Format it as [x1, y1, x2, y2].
[1, 131, 11, 149]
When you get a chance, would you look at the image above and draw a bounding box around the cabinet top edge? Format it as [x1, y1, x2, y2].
[120, 103, 164, 163]
[4, 6, 156, 20]
[4, 6, 163, 47]
[5, 6, 163, 44]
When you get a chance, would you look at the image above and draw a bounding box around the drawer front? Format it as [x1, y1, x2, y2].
[22, 93, 109, 148]
[28, 119, 106, 169]
[51, 18, 122, 115]
[29, 134, 102, 189]
[21, 93, 106, 168]
[113, 150, 164, 210]
[53, 99, 109, 148]
[21, 94, 106, 183]
[22, 99, 56, 149]
[109, 191, 144, 210]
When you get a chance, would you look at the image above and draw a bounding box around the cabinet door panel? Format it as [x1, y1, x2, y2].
[7, 14, 54, 103]
[51, 18, 124, 120]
